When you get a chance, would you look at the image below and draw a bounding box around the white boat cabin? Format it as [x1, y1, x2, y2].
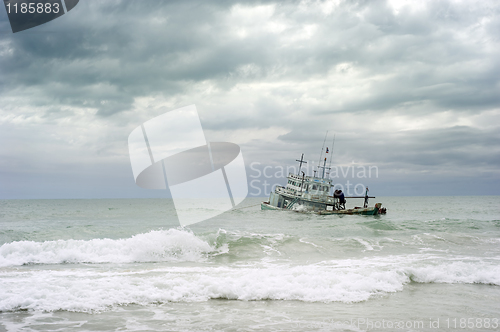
[285, 173, 332, 197]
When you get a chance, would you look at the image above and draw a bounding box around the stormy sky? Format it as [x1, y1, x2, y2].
[0, 0, 499, 198]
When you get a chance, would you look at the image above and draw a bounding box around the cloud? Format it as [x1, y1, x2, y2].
[0, 0, 499, 198]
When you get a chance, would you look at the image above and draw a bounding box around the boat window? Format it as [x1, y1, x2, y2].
[312, 185, 317, 190]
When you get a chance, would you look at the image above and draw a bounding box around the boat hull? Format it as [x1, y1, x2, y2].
[261, 202, 381, 215]
[318, 206, 379, 215]
[261, 202, 282, 211]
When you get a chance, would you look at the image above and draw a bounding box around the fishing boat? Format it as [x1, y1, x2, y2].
[261, 145, 386, 215]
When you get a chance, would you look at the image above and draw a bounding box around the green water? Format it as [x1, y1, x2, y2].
[0, 196, 499, 331]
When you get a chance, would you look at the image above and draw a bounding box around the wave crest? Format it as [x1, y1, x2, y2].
[0, 229, 219, 266]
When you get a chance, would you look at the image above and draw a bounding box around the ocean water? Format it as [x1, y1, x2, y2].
[0, 196, 499, 331]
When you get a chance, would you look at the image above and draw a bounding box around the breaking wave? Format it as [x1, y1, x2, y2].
[1, 260, 499, 312]
[1, 228, 499, 313]
[0, 229, 222, 266]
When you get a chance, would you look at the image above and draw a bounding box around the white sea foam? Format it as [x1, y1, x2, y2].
[1, 259, 499, 313]
[0, 229, 217, 266]
[1, 225, 499, 313]
[406, 261, 500, 285]
[0, 265, 408, 312]
[358, 238, 373, 250]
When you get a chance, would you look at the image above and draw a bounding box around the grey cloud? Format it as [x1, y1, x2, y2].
[2, 0, 498, 116]
[0, 0, 499, 198]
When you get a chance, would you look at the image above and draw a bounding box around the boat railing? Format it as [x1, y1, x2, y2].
[275, 186, 297, 196]
[276, 186, 335, 203]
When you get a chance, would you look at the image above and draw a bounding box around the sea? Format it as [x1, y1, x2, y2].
[0, 196, 499, 331]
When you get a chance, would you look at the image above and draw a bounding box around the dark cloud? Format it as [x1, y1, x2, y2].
[0, 0, 499, 198]
[2, 0, 498, 115]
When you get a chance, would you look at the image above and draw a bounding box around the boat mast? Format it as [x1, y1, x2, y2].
[295, 153, 307, 175]
[299, 171, 305, 194]
[317, 157, 331, 179]
[321, 158, 327, 178]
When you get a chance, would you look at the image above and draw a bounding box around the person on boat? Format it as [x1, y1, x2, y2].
[334, 189, 346, 209]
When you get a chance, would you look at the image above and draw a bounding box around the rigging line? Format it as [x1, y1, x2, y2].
[317, 130, 328, 174]
[328, 134, 335, 169]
